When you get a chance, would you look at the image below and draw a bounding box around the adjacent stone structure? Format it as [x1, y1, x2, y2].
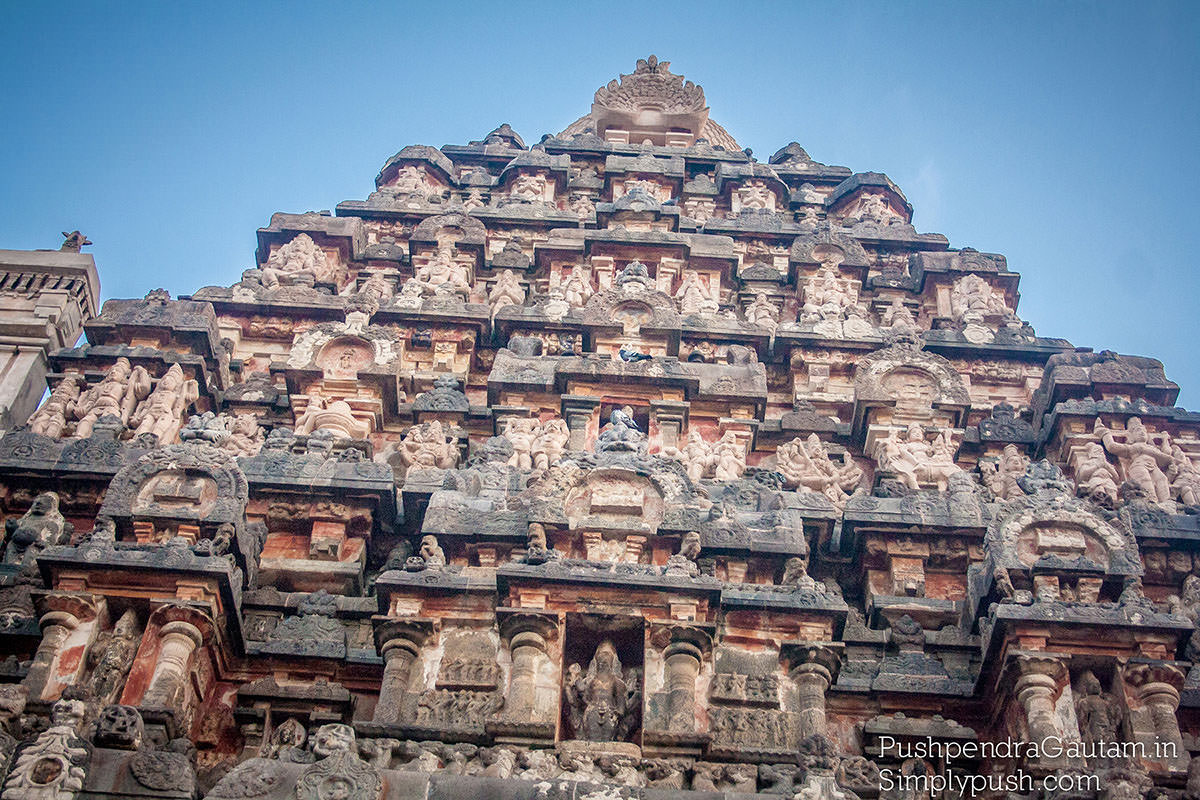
[0, 56, 1197, 800]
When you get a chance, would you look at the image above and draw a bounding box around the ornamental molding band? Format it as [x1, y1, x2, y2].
[0, 55, 1197, 799]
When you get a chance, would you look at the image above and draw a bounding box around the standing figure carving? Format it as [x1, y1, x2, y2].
[1074, 441, 1122, 506]
[73, 357, 152, 438]
[86, 609, 141, 706]
[566, 640, 634, 742]
[532, 418, 570, 471]
[129, 364, 199, 444]
[1094, 418, 1173, 505]
[980, 444, 1030, 501]
[27, 376, 85, 439]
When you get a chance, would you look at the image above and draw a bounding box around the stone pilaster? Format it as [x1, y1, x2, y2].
[372, 618, 435, 724]
[785, 644, 841, 742]
[1123, 661, 1189, 773]
[560, 395, 602, 451]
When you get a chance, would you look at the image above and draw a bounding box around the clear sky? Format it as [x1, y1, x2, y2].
[2, 2, 1198, 403]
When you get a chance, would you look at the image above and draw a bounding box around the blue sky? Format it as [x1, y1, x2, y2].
[2, 2, 1198, 404]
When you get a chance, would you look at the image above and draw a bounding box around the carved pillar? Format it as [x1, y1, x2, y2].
[663, 638, 703, 731]
[1124, 661, 1189, 772]
[500, 614, 558, 722]
[786, 644, 841, 742]
[143, 619, 204, 707]
[561, 395, 602, 451]
[650, 400, 688, 453]
[372, 619, 433, 724]
[22, 610, 80, 699]
[23, 593, 99, 700]
[1012, 654, 1076, 769]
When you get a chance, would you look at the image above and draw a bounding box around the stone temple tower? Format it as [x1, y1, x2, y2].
[0, 233, 99, 432]
[0, 57, 1196, 800]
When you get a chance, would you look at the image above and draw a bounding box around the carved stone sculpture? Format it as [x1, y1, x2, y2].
[26, 376, 84, 439]
[745, 292, 779, 332]
[261, 233, 329, 288]
[415, 247, 471, 299]
[775, 434, 862, 506]
[295, 723, 383, 800]
[980, 444, 1030, 501]
[294, 397, 370, 440]
[711, 430, 747, 481]
[1074, 441, 1122, 507]
[1095, 418, 1174, 506]
[675, 271, 717, 316]
[502, 417, 540, 471]
[1, 698, 88, 800]
[664, 531, 701, 578]
[1168, 443, 1200, 507]
[663, 429, 714, 482]
[1074, 670, 1121, 763]
[3, 492, 70, 569]
[129, 364, 199, 443]
[872, 424, 962, 491]
[565, 640, 633, 742]
[397, 420, 459, 471]
[86, 609, 140, 705]
[950, 273, 1010, 322]
[487, 269, 525, 316]
[72, 357, 152, 438]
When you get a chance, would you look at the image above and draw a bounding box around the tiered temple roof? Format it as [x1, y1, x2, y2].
[0, 56, 1197, 800]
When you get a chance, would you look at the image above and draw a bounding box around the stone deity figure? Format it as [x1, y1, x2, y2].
[566, 640, 630, 742]
[397, 420, 459, 470]
[711, 431, 747, 481]
[950, 274, 1010, 323]
[262, 718, 313, 763]
[487, 269, 525, 316]
[745, 293, 779, 332]
[873, 424, 961, 491]
[880, 298, 919, 335]
[532, 418, 570, 471]
[781, 553, 818, 592]
[562, 267, 594, 308]
[86, 610, 141, 705]
[980, 444, 1030, 501]
[3, 492, 70, 569]
[73, 357, 152, 438]
[1074, 441, 1122, 506]
[1168, 443, 1200, 507]
[1073, 671, 1121, 758]
[503, 418, 540, 471]
[775, 434, 863, 506]
[664, 531, 702, 578]
[26, 375, 84, 438]
[416, 247, 471, 298]
[418, 534, 446, 569]
[663, 430, 714, 483]
[675, 272, 717, 316]
[129, 364, 200, 443]
[524, 522, 559, 564]
[261, 233, 329, 288]
[1094, 417, 1174, 505]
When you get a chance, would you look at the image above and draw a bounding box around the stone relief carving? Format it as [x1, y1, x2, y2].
[872, 424, 962, 491]
[85, 609, 140, 706]
[3, 492, 71, 570]
[775, 434, 863, 506]
[565, 640, 637, 742]
[396, 420, 459, 472]
[294, 724, 383, 800]
[486, 269, 525, 317]
[980, 444, 1031, 500]
[1094, 418, 1174, 507]
[261, 233, 331, 288]
[26, 376, 85, 439]
[674, 271, 718, 316]
[180, 411, 264, 456]
[1, 698, 88, 800]
[662, 429, 745, 481]
[128, 364, 199, 444]
[72, 357, 152, 439]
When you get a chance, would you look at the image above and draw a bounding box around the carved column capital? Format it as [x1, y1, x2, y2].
[35, 590, 100, 625]
[499, 611, 558, 653]
[373, 616, 435, 656]
[784, 642, 843, 686]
